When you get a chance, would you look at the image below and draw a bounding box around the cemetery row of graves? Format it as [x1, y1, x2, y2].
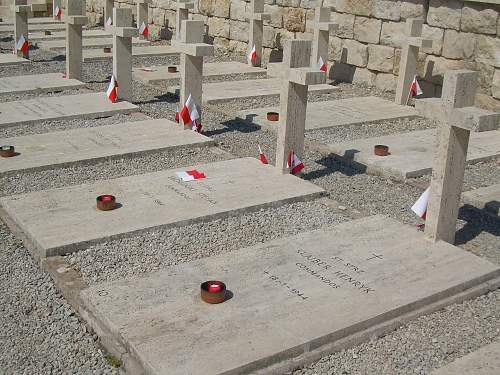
[0, 0, 499, 374]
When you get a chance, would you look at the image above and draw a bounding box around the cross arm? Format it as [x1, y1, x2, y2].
[171, 40, 214, 57]
[246, 13, 271, 21]
[65, 15, 88, 25]
[136, 0, 152, 3]
[284, 67, 326, 86]
[13, 4, 30, 12]
[311, 21, 338, 33]
[408, 36, 432, 49]
[177, 2, 194, 9]
[111, 26, 138, 38]
[450, 107, 500, 132]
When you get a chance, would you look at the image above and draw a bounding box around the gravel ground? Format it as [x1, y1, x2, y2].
[0, 36, 499, 375]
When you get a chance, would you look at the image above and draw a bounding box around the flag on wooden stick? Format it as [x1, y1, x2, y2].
[139, 21, 149, 38]
[317, 56, 327, 73]
[258, 145, 268, 164]
[287, 151, 304, 175]
[55, 5, 61, 17]
[180, 94, 200, 125]
[411, 187, 430, 220]
[16, 34, 29, 54]
[106, 75, 118, 103]
[106, 17, 113, 26]
[249, 44, 257, 64]
[410, 76, 423, 97]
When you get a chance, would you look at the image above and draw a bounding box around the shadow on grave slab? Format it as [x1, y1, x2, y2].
[303, 152, 367, 181]
[454, 205, 500, 245]
[137, 92, 179, 105]
[206, 116, 261, 137]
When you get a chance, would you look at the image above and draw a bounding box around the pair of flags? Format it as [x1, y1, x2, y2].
[176, 169, 206, 182]
[410, 76, 423, 97]
[257, 146, 304, 175]
[54, 5, 61, 17]
[176, 94, 203, 133]
[15, 35, 29, 54]
[138, 21, 148, 38]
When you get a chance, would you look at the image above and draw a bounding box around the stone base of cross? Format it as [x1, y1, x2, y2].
[65, 0, 88, 80]
[176, 0, 194, 41]
[424, 70, 500, 244]
[246, 0, 270, 67]
[171, 20, 214, 130]
[275, 39, 326, 174]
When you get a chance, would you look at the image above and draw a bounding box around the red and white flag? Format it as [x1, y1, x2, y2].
[287, 151, 304, 175]
[55, 5, 61, 17]
[192, 120, 203, 133]
[175, 106, 180, 123]
[139, 21, 148, 38]
[410, 76, 423, 97]
[180, 94, 200, 125]
[411, 186, 430, 220]
[16, 34, 29, 54]
[258, 145, 268, 165]
[106, 17, 113, 26]
[176, 169, 206, 182]
[317, 56, 327, 73]
[249, 44, 257, 64]
[106, 75, 118, 103]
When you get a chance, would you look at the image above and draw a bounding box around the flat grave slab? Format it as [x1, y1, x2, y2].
[463, 184, 500, 217]
[327, 129, 500, 180]
[168, 78, 337, 104]
[83, 45, 178, 61]
[0, 72, 84, 95]
[0, 23, 66, 33]
[0, 53, 29, 67]
[0, 17, 62, 26]
[30, 29, 111, 41]
[238, 96, 419, 132]
[431, 341, 500, 375]
[0, 158, 324, 256]
[79, 215, 500, 375]
[0, 119, 214, 175]
[0, 92, 138, 128]
[133, 61, 266, 84]
[40, 37, 149, 51]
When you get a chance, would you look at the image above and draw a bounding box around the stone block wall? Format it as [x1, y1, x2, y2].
[85, 0, 500, 103]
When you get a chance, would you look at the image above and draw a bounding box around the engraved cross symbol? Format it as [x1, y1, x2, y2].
[366, 253, 383, 261]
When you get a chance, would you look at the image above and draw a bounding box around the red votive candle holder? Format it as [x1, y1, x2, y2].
[96, 194, 116, 211]
[200, 280, 226, 304]
[0, 145, 15, 158]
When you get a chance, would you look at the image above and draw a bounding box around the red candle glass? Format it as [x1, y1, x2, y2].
[200, 280, 226, 304]
[96, 194, 116, 211]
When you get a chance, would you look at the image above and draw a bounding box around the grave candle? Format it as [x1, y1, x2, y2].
[200, 280, 226, 304]
[96, 194, 116, 211]
[0, 145, 15, 157]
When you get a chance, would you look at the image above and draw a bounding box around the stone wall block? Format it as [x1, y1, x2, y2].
[422, 24, 444, 55]
[207, 16, 230, 38]
[264, 4, 284, 28]
[328, 36, 343, 61]
[343, 39, 369, 67]
[442, 30, 477, 60]
[372, 0, 401, 21]
[380, 21, 405, 48]
[427, 0, 462, 30]
[492, 69, 500, 99]
[229, 19, 248, 42]
[367, 44, 394, 72]
[400, 0, 426, 20]
[336, 0, 372, 17]
[283, 7, 305, 32]
[198, 0, 230, 18]
[354, 16, 382, 44]
[229, 0, 247, 21]
[461, 3, 498, 35]
[332, 11, 355, 39]
[375, 72, 397, 91]
[476, 34, 500, 68]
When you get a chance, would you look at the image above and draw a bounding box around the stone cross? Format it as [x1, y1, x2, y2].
[111, 8, 137, 102]
[425, 70, 500, 244]
[310, 6, 338, 69]
[394, 18, 432, 105]
[136, 0, 150, 38]
[104, 0, 113, 29]
[275, 39, 326, 174]
[53, 0, 61, 20]
[65, 0, 88, 80]
[171, 20, 214, 129]
[176, 0, 194, 41]
[13, 0, 30, 59]
[246, 0, 270, 67]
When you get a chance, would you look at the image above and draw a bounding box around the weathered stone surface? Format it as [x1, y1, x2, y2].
[1, 157, 324, 256]
[38, 37, 149, 51]
[380, 21, 405, 48]
[229, 0, 246, 21]
[30, 29, 111, 41]
[375, 72, 397, 92]
[336, 0, 372, 16]
[328, 36, 343, 61]
[421, 56, 474, 85]
[0, 54, 29, 66]
[0, 22, 66, 33]
[462, 184, 500, 218]
[442, 30, 476, 60]
[400, 0, 426, 19]
[354, 16, 381, 44]
[421, 24, 443, 55]
[367, 44, 394, 73]
[207, 16, 229, 38]
[0, 72, 84, 95]
[461, 3, 498, 35]
[331, 11, 354, 39]
[343, 39, 368, 67]
[83, 45, 179, 61]
[352, 67, 377, 86]
[493, 69, 500, 100]
[229, 19, 248, 42]
[283, 7, 305, 32]
[476, 35, 500, 68]
[372, 0, 401, 21]
[79, 214, 500, 375]
[264, 4, 283, 28]
[427, 0, 462, 31]
[198, 0, 230, 18]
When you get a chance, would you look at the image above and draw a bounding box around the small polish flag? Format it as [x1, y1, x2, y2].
[317, 56, 327, 73]
[55, 5, 61, 17]
[410, 76, 423, 97]
[139, 21, 148, 38]
[249, 44, 257, 64]
[258, 145, 268, 165]
[192, 119, 203, 133]
[16, 34, 29, 54]
[175, 106, 180, 123]
[411, 187, 430, 220]
[106, 75, 118, 103]
[106, 17, 113, 26]
[180, 94, 199, 125]
[176, 169, 206, 182]
[287, 151, 304, 175]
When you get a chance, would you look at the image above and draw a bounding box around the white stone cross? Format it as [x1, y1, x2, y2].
[171, 20, 214, 129]
[104, 0, 114, 29]
[136, 0, 151, 38]
[275, 39, 326, 174]
[310, 6, 338, 69]
[425, 70, 500, 244]
[246, 0, 270, 67]
[13, 0, 30, 59]
[65, 0, 88, 80]
[394, 18, 432, 106]
[111, 8, 137, 102]
[176, 0, 194, 41]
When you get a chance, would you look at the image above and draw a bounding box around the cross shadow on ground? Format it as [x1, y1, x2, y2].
[454, 205, 500, 245]
[303, 152, 367, 181]
[206, 115, 261, 137]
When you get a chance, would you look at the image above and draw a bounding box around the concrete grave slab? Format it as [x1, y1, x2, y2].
[0, 16, 62, 26]
[169, 78, 337, 104]
[0, 158, 324, 257]
[30, 29, 111, 41]
[463, 184, 500, 217]
[239, 96, 419, 132]
[327, 129, 500, 180]
[431, 341, 500, 375]
[0, 92, 138, 128]
[0, 119, 214, 175]
[0, 72, 84, 95]
[79, 215, 500, 375]
[0, 53, 29, 66]
[0, 23, 66, 33]
[83, 45, 178, 61]
[133, 61, 266, 84]
[39, 37, 149, 51]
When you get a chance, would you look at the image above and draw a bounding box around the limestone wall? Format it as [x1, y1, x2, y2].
[85, 0, 500, 103]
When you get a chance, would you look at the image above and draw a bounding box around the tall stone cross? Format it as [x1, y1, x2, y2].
[111, 8, 137, 102]
[65, 0, 87, 80]
[13, 0, 30, 59]
[310, 6, 338, 69]
[425, 70, 500, 244]
[53, 0, 62, 20]
[136, 0, 150, 38]
[104, 0, 114, 29]
[172, 20, 214, 129]
[176, 0, 194, 41]
[246, 0, 270, 67]
[394, 18, 432, 105]
[275, 39, 326, 174]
